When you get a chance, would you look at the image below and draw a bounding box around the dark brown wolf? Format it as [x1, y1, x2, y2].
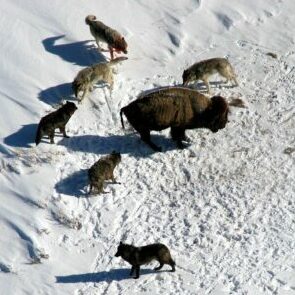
[120, 87, 229, 151]
[35, 101, 77, 145]
[88, 151, 121, 194]
[85, 15, 128, 60]
[115, 242, 176, 279]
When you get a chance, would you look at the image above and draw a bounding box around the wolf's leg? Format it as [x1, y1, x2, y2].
[88, 184, 93, 195]
[154, 263, 164, 271]
[108, 74, 114, 91]
[134, 266, 140, 279]
[79, 88, 88, 103]
[232, 76, 239, 86]
[59, 126, 69, 138]
[49, 131, 55, 144]
[95, 39, 103, 50]
[202, 78, 211, 93]
[97, 181, 104, 194]
[95, 39, 108, 52]
[129, 266, 135, 276]
[109, 46, 115, 60]
[111, 174, 121, 184]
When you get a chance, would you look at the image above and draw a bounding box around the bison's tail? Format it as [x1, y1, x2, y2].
[120, 107, 126, 129]
[35, 124, 43, 146]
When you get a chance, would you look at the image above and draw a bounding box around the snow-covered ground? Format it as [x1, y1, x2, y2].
[0, 0, 295, 294]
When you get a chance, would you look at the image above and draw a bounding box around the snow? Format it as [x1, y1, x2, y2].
[0, 0, 295, 294]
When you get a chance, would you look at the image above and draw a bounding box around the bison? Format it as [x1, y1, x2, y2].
[120, 87, 229, 152]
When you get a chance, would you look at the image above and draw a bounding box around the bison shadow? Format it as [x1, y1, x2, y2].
[4, 124, 38, 148]
[42, 35, 106, 67]
[58, 133, 179, 157]
[54, 169, 88, 197]
[38, 82, 76, 106]
[56, 267, 167, 284]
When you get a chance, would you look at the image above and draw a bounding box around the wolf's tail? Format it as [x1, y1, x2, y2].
[35, 124, 43, 145]
[72, 80, 78, 98]
[109, 56, 128, 66]
[228, 98, 246, 108]
[120, 107, 126, 129]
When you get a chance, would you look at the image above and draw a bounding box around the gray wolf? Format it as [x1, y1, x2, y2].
[72, 57, 127, 102]
[88, 151, 121, 194]
[85, 15, 128, 60]
[182, 57, 238, 93]
[115, 242, 176, 279]
[35, 101, 77, 145]
[120, 87, 229, 151]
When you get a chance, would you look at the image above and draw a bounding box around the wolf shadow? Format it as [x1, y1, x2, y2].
[4, 124, 38, 148]
[42, 35, 106, 67]
[54, 169, 88, 197]
[40, 35, 107, 106]
[56, 268, 163, 283]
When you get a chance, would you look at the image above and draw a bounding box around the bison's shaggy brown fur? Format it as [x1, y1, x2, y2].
[120, 87, 229, 151]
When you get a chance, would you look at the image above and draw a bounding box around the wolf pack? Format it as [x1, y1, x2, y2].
[34, 15, 243, 279]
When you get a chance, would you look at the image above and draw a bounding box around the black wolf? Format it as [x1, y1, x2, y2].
[35, 101, 77, 145]
[115, 242, 176, 279]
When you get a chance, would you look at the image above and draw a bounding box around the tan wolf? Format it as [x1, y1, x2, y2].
[182, 57, 238, 93]
[72, 57, 127, 102]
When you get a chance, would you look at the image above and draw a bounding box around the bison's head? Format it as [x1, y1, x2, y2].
[208, 96, 229, 132]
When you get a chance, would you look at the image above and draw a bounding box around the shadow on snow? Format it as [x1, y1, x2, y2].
[40, 35, 107, 106]
[4, 124, 38, 148]
[56, 268, 169, 283]
[42, 35, 106, 67]
[58, 133, 179, 157]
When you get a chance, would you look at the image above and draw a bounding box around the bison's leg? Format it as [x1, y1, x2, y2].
[171, 127, 186, 149]
[139, 129, 162, 152]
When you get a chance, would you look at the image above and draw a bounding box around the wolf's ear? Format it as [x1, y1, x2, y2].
[122, 37, 125, 41]
[119, 241, 123, 245]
